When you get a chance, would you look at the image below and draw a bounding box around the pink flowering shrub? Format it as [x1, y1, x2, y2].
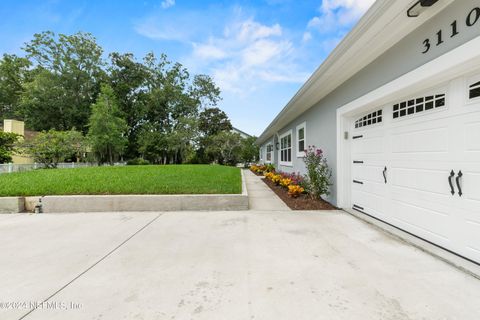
[303, 146, 332, 200]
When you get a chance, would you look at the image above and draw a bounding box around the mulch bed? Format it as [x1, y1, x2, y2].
[262, 178, 337, 210]
[251, 171, 264, 176]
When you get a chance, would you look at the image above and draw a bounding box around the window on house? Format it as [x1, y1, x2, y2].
[393, 93, 445, 119]
[296, 122, 306, 157]
[469, 81, 480, 100]
[279, 131, 292, 165]
[354, 109, 382, 129]
[266, 144, 273, 162]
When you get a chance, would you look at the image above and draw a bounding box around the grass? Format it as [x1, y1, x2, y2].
[0, 165, 242, 196]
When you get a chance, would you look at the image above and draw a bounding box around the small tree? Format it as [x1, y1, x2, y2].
[240, 136, 259, 166]
[205, 131, 242, 165]
[87, 84, 127, 165]
[303, 146, 332, 200]
[22, 130, 84, 168]
[0, 132, 20, 163]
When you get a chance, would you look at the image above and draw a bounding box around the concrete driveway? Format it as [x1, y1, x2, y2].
[1, 210, 479, 320]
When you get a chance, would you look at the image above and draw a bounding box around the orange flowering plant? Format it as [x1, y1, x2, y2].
[279, 178, 292, 188]
[288, 185, 304, 198]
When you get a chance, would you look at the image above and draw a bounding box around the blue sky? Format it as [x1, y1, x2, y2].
[0, 0, 374, 136]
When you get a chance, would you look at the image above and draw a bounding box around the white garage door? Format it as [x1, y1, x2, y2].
[351, 75, 480, 264]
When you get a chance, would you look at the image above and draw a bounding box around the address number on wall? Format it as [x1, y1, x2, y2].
[422, 7, 480, 54]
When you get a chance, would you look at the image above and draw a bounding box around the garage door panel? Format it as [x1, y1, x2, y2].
[352, 138, 384, 156]
[390, 200, 451, 244]
[459, 116, 480, 163]
[352, 164, 385, 184]
[391, 186, 451, 216]
[464, 121, 480, 152]
[391, 167, 452, 196]
[352, 189, 388, 219]
[391, 127, 449, 154]
[463, 172, 480, 202]
[461, 219, 480, 262]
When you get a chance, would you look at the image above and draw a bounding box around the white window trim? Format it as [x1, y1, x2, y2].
[265, 142, 273, 163]
[278, 130, 293, 166]
[296, 122, 306, 158]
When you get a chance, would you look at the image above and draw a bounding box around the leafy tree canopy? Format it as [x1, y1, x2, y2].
[20, 31, 105, 132]
[0, 131, 20, 163]
[198, 107, 232, 137]
[0, 54, 31, 119]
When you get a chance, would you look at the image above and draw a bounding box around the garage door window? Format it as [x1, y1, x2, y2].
[354, 109, 382, 128]
[393, 94, 445, 119]
[469, 81, 480, 100]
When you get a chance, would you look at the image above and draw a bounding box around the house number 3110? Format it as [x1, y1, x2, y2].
[422, 7, 480, 54]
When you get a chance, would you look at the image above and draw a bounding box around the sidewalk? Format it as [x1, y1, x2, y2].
[243, 169, 290, 211]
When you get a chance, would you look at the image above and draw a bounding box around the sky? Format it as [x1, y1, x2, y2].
[0, 0, 375, 136]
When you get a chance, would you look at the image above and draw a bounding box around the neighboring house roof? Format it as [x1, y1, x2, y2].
[232, 127, 252, 138]
[257, 0, 454, 144]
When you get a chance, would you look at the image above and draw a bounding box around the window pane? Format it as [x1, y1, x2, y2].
[298, 128, 304, 140]
[288, 149, 291, 162]
[470, 87, 480, 99]
[299, 141, 305, 153]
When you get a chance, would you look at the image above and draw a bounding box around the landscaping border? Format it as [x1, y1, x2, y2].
[0, 170, 248, 213]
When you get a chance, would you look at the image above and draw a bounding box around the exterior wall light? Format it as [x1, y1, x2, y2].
[407, 0, 439, 18]
[276, 142, 280, 150]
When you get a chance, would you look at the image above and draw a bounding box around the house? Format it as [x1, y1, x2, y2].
[257, 0, 480, 267]
[1, 119, 36, 164]
[231, 127, 252, 139]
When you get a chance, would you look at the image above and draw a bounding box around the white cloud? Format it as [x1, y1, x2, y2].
[192, 42, 227, 60]
[185, 17, 307, 95]
[302, 31, 312, 43]
[135, 7, 314, 96]
[307, 0, 375, 34]
[161, 0, 175, 9]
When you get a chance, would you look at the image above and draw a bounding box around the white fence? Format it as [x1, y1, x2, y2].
[0, 162, 126, 174]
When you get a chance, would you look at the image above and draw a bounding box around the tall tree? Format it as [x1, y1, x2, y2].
[87, 84, 127, 165]
[198, 107, 232, 137]
[108, 52, 149, 158]
[0, 54, 31, 119]
[20, 31, 105, 131]
[136, 53, 220, 164]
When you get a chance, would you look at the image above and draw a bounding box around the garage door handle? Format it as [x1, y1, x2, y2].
[383, 167, 387, 184]
[456, 171, 463, 197]
[448, 170, 455, 195]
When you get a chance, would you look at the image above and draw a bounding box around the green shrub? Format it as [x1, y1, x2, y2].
[20, 129, 85, 168]
[0, 132, 19, 163]
[126, 158, 150, 165]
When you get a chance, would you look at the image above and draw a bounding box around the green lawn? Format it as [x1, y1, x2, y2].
[0, 165, 242, 196]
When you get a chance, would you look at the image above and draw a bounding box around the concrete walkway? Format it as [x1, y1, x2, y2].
[1, 211, 479, 320]
[244, 170, 290, 211]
